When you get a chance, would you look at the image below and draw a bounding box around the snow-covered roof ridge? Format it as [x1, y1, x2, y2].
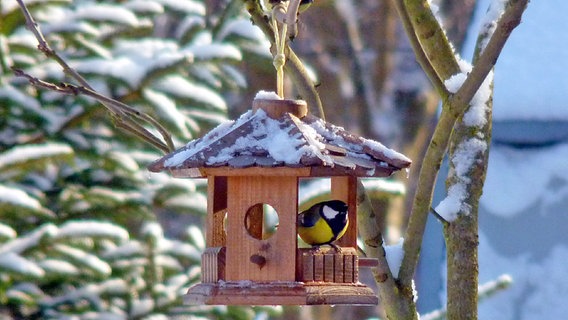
[148, 97, 411, 177]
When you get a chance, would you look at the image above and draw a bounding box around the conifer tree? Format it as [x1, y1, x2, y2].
[0, 1, 278, 318]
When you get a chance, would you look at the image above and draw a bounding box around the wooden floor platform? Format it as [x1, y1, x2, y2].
[185, 281, 378, 305]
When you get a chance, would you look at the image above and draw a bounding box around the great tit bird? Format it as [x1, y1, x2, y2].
[297, 200, 349, 249]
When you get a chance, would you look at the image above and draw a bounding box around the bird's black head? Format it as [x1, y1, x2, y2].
[324, 200, 348, 214]
[318, 200, 348, 242]
[320, 199, 348, 228]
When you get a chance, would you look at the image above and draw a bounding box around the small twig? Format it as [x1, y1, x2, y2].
[393, 0, 450, 98]
[285, 50, 325, 119]
[15, 0, 175, 153]
[421, 274, 513, 320]
[286, 0, 301, 39]
[335, 0, 380, 133]
[241, 0, 324, 118]
[13, 68, 172, 153]
[17, 0, 91, 89]
[478, 274, 513, 301]
[452, 0, 529, 108]
[429, 207, 449, 226]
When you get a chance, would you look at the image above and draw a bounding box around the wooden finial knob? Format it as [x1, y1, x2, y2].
[253, 98, 308, 119]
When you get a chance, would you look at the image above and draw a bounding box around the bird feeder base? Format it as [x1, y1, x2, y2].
[185, 281, 378, 305]
[187, 246, 378, 305]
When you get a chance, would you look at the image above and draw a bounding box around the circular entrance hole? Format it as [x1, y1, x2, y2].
[244, 203, 279, 240]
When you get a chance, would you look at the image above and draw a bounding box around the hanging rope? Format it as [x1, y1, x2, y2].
[271, 1, 289, 98]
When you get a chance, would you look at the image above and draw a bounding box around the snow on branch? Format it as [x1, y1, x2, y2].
[0, 143, 73, 172]
[56, 221, 129, 241]
[0, 184, 44, 212]
[435, 138, 488, 221]
[434, 0, 524, 222]
[451, 0, 529, 109]
[0, 224, 58, 256]
[477, 0, 509, 52]
[384, 238, 405, 278]
[396, 0, 529, 295]
[0, 252, 45, 278]
[0, 224, 17, 240]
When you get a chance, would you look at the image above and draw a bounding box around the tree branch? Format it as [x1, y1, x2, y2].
[15, 0, 175, 153]
[12, 69, 173, 153]
[394, 0, 463, 291]
[400, 0, 462, 81]
[393, 0, 449, 98]
[453, 0, 528, 108]
[17, 0, 92, 90]
[421, 274, 512, 320]
[442, 2, 527, 318]
[286, 49, 324, 118]
[240, 0, 324, 118]
[355, 182, 416, 318]
[397, 0, 528, 290]
[398, 101, 455, 286]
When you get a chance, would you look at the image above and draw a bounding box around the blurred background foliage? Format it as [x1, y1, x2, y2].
[0, 0, 476, 319]
[0, 0, 278, 318]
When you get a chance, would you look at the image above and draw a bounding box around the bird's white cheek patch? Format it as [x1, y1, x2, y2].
[322, 205, 339, 220]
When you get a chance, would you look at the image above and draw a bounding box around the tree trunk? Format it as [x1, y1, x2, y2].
[445, 211, 479, 319]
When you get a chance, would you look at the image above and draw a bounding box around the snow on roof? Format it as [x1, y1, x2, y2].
[148, 97, 411, 178]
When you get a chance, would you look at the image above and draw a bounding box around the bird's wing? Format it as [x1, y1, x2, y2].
[298, 207, 321, 228]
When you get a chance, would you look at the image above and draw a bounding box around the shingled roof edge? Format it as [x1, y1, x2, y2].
[148, 100, 411, 176]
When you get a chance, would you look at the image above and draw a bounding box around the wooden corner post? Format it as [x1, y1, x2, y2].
[206, 176, 227, 247]
[331, 176, 358, 248]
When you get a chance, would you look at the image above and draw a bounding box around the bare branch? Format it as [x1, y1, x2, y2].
[398, 101, 456, 288]
[396, 0, 465, 290]
[356, 182, 417, 318]
[17, 0, 92, 89]
[15, 0, 175, 153]
[399, 0, 462, 81]
[393, 0, 450, 98]
[421, 275, 513, 320]
[285, 50, 324, 119]
[12, 68, 172, 153]
[453, 0, 529, 108]
[240, 0, 324, 118]
[286, 0, 301, 39]
[397, 0, 529, 291]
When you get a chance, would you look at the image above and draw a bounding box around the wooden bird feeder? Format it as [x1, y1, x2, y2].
[148, 95, 411, 305]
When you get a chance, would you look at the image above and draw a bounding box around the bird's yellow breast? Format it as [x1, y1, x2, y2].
[298, 217, 348, 246]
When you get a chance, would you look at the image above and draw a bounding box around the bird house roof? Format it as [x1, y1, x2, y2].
[148, 95, 411, 178]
